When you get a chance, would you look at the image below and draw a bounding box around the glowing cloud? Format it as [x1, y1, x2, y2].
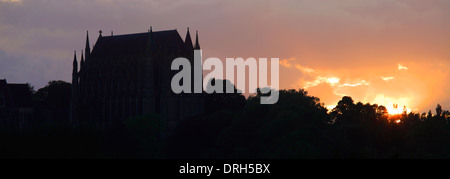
[279, 58, 295, 68]
[295, 64, 316, 74]
[339, 80, 369, 87]
[304, 76, 340, 89]
[398, 64, 408, 70]
[1, 0, 22, 3]
[381, 76, 395, 81]
[327, 77, 340, 84]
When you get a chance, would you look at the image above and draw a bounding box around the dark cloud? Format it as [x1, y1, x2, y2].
[0, 49, 68, 88]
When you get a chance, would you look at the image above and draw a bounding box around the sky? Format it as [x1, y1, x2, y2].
[0, 0, 449, 113]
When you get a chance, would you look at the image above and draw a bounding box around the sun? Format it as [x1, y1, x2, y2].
[372, 94, 413, 115]
[386, 103, 411, 115]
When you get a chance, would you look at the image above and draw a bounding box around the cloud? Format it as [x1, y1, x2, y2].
[1, 0, 22, 3]
[0, 49, 67, 87]
[300, 81, 342, 108]
[381, 76, 395, 81]
[327, 77, 340, 85]
[339, 80, 369, 87]
[279, 58, 294, 68]
[295, 64, 316, 74]
[398, 64, 408, 70]
[303, 76, 340, 89]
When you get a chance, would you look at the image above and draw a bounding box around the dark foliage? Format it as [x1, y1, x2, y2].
[1, 79, 450, 158]
[168, 90, 450, 159]
[204, 78, 246, 113]
[31, 80, 71, 125]
[33, 80, 71, 109]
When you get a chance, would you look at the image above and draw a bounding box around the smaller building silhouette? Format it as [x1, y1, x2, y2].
[0, 79, 33, 129]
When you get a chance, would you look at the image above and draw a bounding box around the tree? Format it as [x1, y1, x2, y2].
[436, 104, 443, 117]
[421, 112, 427, 121]
[33, 80, 71, 109]
[204, 78, 246, 113]
[215, 89, 330, 158]
[336, 96, 355, 112]
[427, 110, 433, 120]
[376, 105, 388, 121]
[331, 96, 357, 124]
[32, 81, 72, 124]
[443, 110, 450, 124]
[26, 83, 35, 94]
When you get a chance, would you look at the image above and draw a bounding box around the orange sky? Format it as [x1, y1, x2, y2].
[279, 58, 448, 113]
[0, 0, 449, 113]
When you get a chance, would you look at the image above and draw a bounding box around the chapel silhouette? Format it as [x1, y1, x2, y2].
[70, 27, 205, 133]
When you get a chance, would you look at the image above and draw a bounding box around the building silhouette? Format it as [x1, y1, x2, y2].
[71, 28, 204, 133]
[0, 79, 33, 129]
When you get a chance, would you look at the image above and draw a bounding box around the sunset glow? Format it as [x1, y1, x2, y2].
[293, 61, 447, 114]
[386, 104, 411, 115]
[372, 94, 412, 115]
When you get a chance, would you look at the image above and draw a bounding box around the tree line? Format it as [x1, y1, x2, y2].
[0, 79, 449, 158]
